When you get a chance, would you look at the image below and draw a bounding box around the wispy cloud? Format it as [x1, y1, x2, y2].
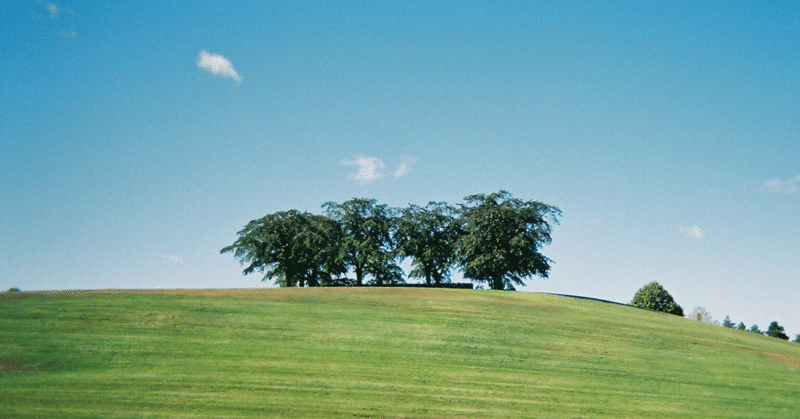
[393, 155, 418, 178]
[678, 225, 705, 240]
[342, 154, 418, 183]
[763, 174, 800, 194]
[45, 4, 74, 19]
[162, 254, 182, 263]
[197, 50, 241, 82]
[342, 154, 386, 183]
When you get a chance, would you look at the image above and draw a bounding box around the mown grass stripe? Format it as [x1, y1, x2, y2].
[2, 288, 799, 418]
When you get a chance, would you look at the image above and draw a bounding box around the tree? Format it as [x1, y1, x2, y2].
[5, 287, 21, 293]
[323, 198, 402, 286]
[749, 324, 762, 334]
[396, 202, 460, 286]
[737, 322, 746, 331]
[794, 334, 800, 343]
[766, 321, 789, 340]
[221, 210, 346, 287]
[690, 307, 716, 325]
[456, 191, 560, 290]
[631, 282, 684, 316]
[722, 315, 734, 328]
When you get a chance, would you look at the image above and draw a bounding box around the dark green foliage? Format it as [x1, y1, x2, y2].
[722, 316, 734, 328]
[631, 282, 684, 316]
[323, 198, 402, 286]
[221, 210, 346, 287]
[749, 324, 762, 334]
[737, 322, 746, 331]
[456, 191, 560, 290]
[6, 287, 21, 293]
[766, 321, 789, 340]
[223, 192, 560, 289]
[794, 334, 800, 343]
[396, 202, 460, 286]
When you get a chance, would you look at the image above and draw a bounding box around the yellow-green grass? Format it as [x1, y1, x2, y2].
[2, 287, 799, 418]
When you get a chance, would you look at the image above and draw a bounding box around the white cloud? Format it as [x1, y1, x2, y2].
[341, 154, 418, 182]
[197, 50, 241, 82]
[763, 174, 800, 194]
[393, 155, 418, 178]
[342, 154, 386, 183]
[162, 254, 182, 263]
[678, 225, 706, 240]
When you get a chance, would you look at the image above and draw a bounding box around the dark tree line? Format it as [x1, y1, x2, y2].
[222, 191, 560, 290]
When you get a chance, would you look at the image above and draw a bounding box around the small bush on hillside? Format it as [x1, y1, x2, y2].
[631, 282, 684, 316]
[737, 322, 747, 331]
[6, 287, 21, 293]
[766, 321, 789, 340]
[722, 315, 734, 328]
[749, 324, 762, 334]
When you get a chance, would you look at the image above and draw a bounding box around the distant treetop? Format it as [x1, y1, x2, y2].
[631, 282, 684, 317]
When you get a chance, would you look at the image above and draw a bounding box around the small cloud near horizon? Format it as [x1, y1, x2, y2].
[393, 155, 418, 178]
[197, 50, 241, 82]
[342, 154, 417, 183]
[678, 225, 706, 240]
[162, 254, 182, 263]
[763, 174, 800, 194]
[342, 154, 386, 183]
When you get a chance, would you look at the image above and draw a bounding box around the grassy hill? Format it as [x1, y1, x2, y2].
[2, 287, 799, 418]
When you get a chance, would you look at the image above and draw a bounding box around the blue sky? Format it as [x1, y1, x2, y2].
[2, 1, 798, 335]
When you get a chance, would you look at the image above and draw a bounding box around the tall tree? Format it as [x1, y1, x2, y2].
[456, 191, 560, 290]
[221, 210, 346, 287]
[323, 198, 401, 286]
[396, 202, 460, 286]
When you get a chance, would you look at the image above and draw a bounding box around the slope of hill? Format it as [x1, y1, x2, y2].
[2, 288, 799, 418]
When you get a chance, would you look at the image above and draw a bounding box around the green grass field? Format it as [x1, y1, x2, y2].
[2, 287, 799, 418]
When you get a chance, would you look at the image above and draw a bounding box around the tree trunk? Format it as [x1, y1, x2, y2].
[355, 266, 363, 286]
[492, 275, 503, 290]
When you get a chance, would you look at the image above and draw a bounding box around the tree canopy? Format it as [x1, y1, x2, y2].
[456, 191, 561, 290]
[223, 192, 560, 290]
[631, 282, 684, 316]
[323, 198, 402, 286]
[766, 321, 789, 340]
[220, 210, 346, 287]
[396, 202, 460, 286]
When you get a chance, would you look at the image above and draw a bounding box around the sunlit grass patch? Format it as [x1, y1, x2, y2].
[2, 288, 799, 418]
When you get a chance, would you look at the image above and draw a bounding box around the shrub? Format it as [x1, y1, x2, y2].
[766, 321, 789, 340]
[631, 282, 684, 316]
[6, 287, 21, 293]
[722, 315, 734, 328]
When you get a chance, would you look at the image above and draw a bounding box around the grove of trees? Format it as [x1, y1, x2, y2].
[222, 191, 561, 290]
